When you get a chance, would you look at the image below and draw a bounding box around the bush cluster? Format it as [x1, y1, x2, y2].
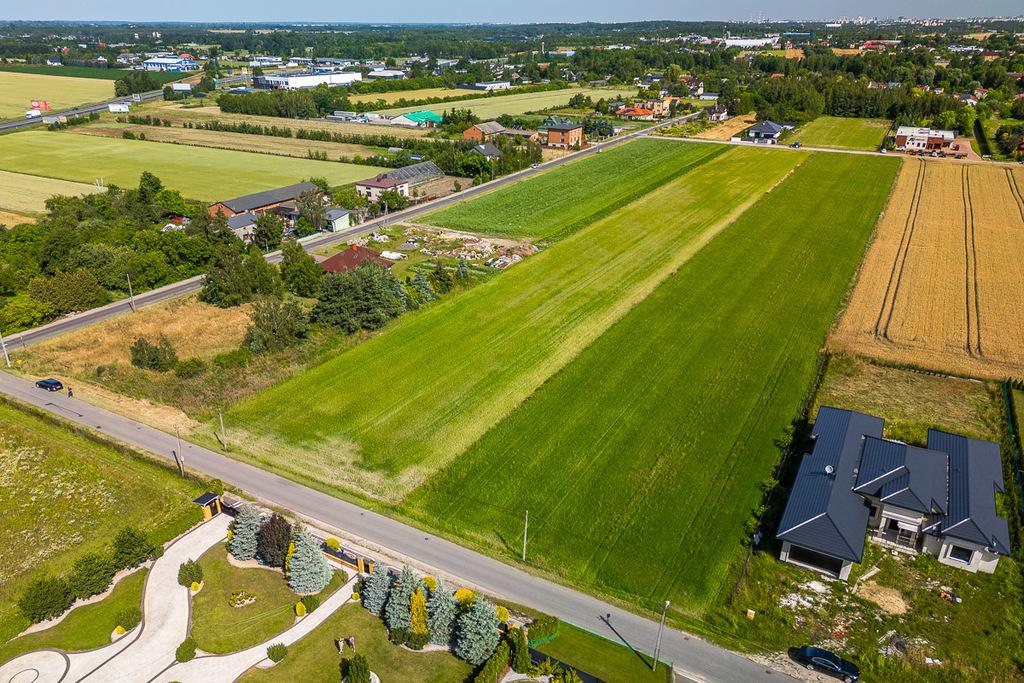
[526, 615, 560, 645]
[342, 653, 371, 683]
[130, 335, 178, 372]
[177, 559, 203, 587]
[117, 605, 142, 631]
[175, 637, 197, 662]
[474, 639, 511, 683]
[267, 643, 288, 662]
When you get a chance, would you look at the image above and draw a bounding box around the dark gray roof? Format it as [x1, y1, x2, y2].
[776, 407, 883, 562]
[546, 122, 583, 131]
[226, 212, 257, 230]
[376, 161, 443, 186]
[217, 182, 319, 213]
[472, 142, 503, 157]
[750, 120, 784, 135]
[925, 431, 1011, 555]
[853, 437, 948, 515]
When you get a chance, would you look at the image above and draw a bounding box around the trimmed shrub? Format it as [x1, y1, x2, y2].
[325, 537, 341, 551]
[300, 594, 320, 613]
[410, 587, 429, 646]
[496, 605, 509, 624]
[267, 643, 288, 662]
[68, 552, 116, 599]
[511, 626, 530, 673]
[117, 605, 142, 631]
[527, 615, 560, 645]
[406, 631, 429, 650]
[454, 587, 475, 608]
[474, 639, 511, 683]
[422, 575, 438, 593]
[388, 627, 409, 645]
[343, 653, 371, 683]
[295, 601, 307, 617]
[112, 527, 155, 570]
[175, 637, 197, 663]
[351, 592, 361, 602]
[18, 576, 74, 623]
[177, 559, 203, 587]
[191, 581, 200, 592]
[114, 625, 126, 635]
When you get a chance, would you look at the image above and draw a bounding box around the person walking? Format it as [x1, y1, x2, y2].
[67, 386, 73, 398]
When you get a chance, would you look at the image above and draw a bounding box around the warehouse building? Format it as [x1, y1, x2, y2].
[255, 71, 363, 90]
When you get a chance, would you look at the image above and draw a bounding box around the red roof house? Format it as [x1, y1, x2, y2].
[320, 245, 394, 273]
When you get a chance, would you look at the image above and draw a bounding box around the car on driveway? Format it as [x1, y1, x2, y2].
[792, 646, 859, 682]
[35, 378, 63, 392]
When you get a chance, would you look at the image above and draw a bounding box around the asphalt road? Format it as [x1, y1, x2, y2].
[0, 371, 790, 683]
[4, 111, 697, 350]
[0, 89, 163, 133]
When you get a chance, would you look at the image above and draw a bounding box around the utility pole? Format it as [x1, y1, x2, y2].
[126, 273, 137, 312]
[174, 425, 185, 476]
[521, 509, 529, 562]
[652, 600, 669, 671]
[219, 411, 228, 451]
[0, 329, 10, 368]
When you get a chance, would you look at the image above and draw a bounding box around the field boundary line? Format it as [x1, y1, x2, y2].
[962, 166, 982, 356]
[877, 159, 925, 339]
[1006, 168, 1024, 226]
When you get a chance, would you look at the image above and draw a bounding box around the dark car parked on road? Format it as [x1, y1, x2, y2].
[791, 646, 859, 682]
[35, 378, 63, 392]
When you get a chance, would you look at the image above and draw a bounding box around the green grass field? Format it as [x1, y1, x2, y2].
[0, 131, 386, 202]
[191, 547, 346, 654]
[0, 398, 203, 644]
[0, 569, 147, 665]
[425, 139, 723, 241]
[0, 64, 183, 83]
[220, 144, 806, 502]
[406, 153, 900, 617]
[381, 87, 636, 118]
[237, 603, 473, 683]
[0, 169, 103, 213]
[535, 622, 672, 682]
[794, 116, 891, 151]
[0, 71, 113, 119]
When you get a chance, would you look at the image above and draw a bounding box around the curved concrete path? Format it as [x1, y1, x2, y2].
[152, 575, 357, 682]
[0, 516, 230, 683]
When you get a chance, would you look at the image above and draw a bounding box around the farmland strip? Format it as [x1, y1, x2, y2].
[877, 159, 925, 339]
[963, 166, 982, 355]
[1007, 168, 1024, 226]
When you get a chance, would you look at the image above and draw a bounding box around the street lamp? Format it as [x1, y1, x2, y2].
[652, 599, 670, 671]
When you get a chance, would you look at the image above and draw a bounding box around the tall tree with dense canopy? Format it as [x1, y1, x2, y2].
[230, 505, 262, 561]
[256, 513, 291, 568]
[427, 579, 457, 646]
[287, 524, 333, 594]
[384, 564, 419, 633]
[280, 239, 323, 297]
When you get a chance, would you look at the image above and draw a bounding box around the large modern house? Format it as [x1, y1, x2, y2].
[777, 406, 1011, 580]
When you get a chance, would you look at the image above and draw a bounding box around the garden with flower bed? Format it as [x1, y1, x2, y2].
[187, 506, 347, 656]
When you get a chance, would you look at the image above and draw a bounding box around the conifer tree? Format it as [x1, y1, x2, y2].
[287, 525, 332, 594]
[410, 588, 429, 639]
[427, 579, 457, 646]
[454, 596, 500, 665]
[229, 505, 261, 561]
[384, 564, 419, 632]
[511, 626, 530, 673]
[362, 563, 391, 616]
[413, 271, 435, 301]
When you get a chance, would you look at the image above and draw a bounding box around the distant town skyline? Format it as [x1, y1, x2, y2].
[5, 2, 1024, 25]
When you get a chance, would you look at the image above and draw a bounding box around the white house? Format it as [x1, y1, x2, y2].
[894, 126, 955, 151]
[355, 177, 410, 203]
[143, 56, 198, 72]
[748, 120, 784, 143]
[475, 81, 512, 91]
[777, 407, 1011, 581]
[108, 102, 130, 114]
[326, 208, 351, 232]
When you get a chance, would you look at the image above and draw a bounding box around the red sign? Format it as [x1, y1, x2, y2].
[30, 100, 52, 111]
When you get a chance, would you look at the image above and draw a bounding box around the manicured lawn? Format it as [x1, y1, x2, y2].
[0, 70, 113, 118]
[795, 116, 891, 151]
[220, 145, 806, 502]
[0, 131, 386, 202]
[381, 87, 636, 118]
[0, 569, 147, 665]
[0, 168, 102, 214]
[237, 603, 473, 683]
[425, 138, 724, 241]
[0, 398, 203, 645]
[407, 153, 900, 617]
[536, 622, 672, 682]
[190, 547, 346, 654]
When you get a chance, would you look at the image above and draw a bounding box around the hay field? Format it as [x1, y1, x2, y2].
[380, 87, 636, 118]
[221, 145, 807, 501]
[796, 116, 891, 151]
[0, 131, 386, 202]
[692, 113, 757, 141]
[0, 211, 33, 227]
[0, 71, 113, 119]
[0, 169, 102, 213]
[150, 103, 429, 138]
[72, 124, 382, 160]
[832, 159, 1024, 378]
[349, 86, 466, 104]
[407, 153, 899, 615]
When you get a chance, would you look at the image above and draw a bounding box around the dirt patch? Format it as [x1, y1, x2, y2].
[0, 210, 33, 227]
[693, 113, 757, 141]
[856, 581, 909, 615]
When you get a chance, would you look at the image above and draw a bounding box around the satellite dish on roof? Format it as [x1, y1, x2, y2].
[824, 464, 835, 476]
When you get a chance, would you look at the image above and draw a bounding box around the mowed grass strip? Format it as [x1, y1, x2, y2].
[222, 145, 806, 501]
[426, 139, 723, 241]
[0, 169, 102, 213]
[795, 116, 891, 151]
[0, 71, 113, 119]
[406, 153, 900, 616]
[0, 131, 386, 202]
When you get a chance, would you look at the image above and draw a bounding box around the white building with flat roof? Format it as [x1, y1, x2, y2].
[258, 71, 362, 90]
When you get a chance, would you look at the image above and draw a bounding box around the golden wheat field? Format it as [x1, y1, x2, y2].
[832, 159, 1024, 378]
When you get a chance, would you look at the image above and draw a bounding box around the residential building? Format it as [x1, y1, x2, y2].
[326, 208, 350, 232]
[226, 212, 258, 244]
[748, 120, 784, 143]
[366, 69, 406, 80]
[320, 245, 394, 273]
[208, 182, 321, 219]
[374, 161, 444, 187]
[355, 177, 410, 203]
[681, 76, 704, 96]
[776, 406, 1011, 581]
[699, 92, 720, 101]
[474, 80, 512, 91]
[255, 71, 362, 90]
[546, 122, 584, 148]
[616, 107, 656, 121]
[894, 126, 955, 151]
[391, 110, 444, 128]
[706, 104, 729, 122]
[471, 142, 503, 160]
[464, 121, 507, 142]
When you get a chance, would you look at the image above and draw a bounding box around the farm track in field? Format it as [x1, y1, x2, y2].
[876, 159, 925, 339]
[962, 165, 982, 356]
[1008, 167, 1024, 225]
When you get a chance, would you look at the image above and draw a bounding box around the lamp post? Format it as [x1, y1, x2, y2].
[652, 599, 669, 671]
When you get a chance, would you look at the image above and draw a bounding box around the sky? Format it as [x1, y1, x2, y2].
[5, 1, 1022, 24]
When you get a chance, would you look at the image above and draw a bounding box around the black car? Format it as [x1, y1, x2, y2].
[35, 378, 63, 392]
[792, 646, 859, 682]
